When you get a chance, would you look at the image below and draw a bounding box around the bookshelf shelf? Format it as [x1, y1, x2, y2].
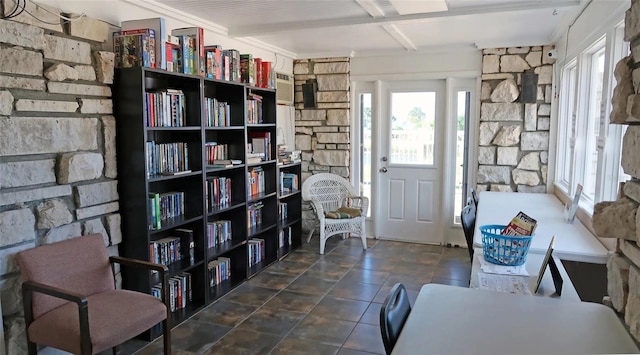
[114, 66, 301, 340]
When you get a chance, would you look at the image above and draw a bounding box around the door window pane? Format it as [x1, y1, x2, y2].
[453, 91, 470, 224]
[360, 93, 372, 217]
[390, 92, 436, 165]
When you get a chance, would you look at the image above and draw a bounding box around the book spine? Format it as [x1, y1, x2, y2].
[198, 27, 205, 76]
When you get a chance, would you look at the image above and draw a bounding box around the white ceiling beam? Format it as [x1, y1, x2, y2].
[382, 24, 417, 50]
[354, 0, 385, 18]
[229, 1, 580, 37]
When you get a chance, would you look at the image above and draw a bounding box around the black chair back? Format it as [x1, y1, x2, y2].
[461, 199, 476, 261]
[470, 188, 479, 208]
[380, 283, 412, 355]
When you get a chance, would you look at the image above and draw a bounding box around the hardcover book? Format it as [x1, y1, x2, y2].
[171, 27, 205, 76]
[121, 17, 166, 69]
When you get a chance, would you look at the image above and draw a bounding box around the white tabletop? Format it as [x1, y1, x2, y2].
[392, 284, 639, 355]
[473, 191, 609, 263]
[469, 247, 580, 301]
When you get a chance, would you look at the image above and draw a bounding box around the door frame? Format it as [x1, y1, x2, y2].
[351, 76, 479, 245]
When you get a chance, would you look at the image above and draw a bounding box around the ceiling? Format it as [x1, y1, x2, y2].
[151, 0, 586, 58]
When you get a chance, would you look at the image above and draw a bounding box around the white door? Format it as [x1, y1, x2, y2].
[375, 80, 445, 243]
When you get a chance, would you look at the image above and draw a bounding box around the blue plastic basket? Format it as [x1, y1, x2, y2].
[480, 224, 533, 266]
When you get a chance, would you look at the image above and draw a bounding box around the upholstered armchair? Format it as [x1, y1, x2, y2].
[301, 173, 369, 254]
[16, 234, 171, 355]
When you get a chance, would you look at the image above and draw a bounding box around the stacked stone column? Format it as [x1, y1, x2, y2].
[478, 46, 555, 192]
[293, 58, 351, 232]
[0, 1, 118, 352]
[596, 0, 640, 341]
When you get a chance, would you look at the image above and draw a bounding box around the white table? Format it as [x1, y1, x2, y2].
[392, 284, 639, 355]
[473, 191, 609, 263]
[469, 247, 580, 301]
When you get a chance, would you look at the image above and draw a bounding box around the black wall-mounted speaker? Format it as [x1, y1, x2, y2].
[302, 80, 317, 108]
[521, 73, 539, 103]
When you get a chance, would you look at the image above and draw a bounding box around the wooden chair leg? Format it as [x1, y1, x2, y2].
[27, 340, 37, 355]
[163, 318, 171, 355]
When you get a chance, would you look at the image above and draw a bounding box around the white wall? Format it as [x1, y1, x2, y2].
[351, 48, 482, 80]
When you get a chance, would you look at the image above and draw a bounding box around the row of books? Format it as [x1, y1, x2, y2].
[206, 176, 232, 210]
[279, 172, 299, 195]
[144, 89, 186, 127]
[116, 18, 275, 88]
[205, 142, 228, 164]
[248, 238, 265, 267]
[148, 191, 185, 230]
[240, 54, 274, 88]
[152, 272, 192, 312]
[149, 236, 182, 266]
[205, 97, 231, 127]
[246, 93, 263, 124]
[248, 202, 263, 229]
[279, 227, 293, 248]
[208, 257, 231, 288]
[207, 220, 232, 248]
[278, 202, 287, 222]
[146, 141, 190, 177]
[247, 167, 265, 198]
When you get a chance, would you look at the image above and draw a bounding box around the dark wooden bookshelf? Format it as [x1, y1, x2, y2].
[114, 67, 302, 340]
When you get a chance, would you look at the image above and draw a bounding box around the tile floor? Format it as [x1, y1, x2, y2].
[130, 237, 471, 355]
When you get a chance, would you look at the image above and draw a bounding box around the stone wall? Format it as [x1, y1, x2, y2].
[598, 0, 640, 341]
[0, 2, 118, 352]
[478, 46, 555, 193]
[293, 58, 350, 232]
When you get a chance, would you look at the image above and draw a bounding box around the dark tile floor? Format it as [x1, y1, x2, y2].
[130, 237, 471, 355]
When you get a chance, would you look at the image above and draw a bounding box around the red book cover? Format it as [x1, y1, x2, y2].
[197, 27, 205, 77]
[261, 61, 272, 88]
[254, 58, 263, 88]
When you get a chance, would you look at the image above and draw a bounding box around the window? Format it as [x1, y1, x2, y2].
[360, 92, 372, 217]
[389, 92, 436, 165]
[556, 62, 577, 191]
[453, 91, 470, 225]
[555, 22, 628, 213]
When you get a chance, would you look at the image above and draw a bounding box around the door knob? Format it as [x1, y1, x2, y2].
[379, 167, 388, 173]
[381, 156, 388, 162]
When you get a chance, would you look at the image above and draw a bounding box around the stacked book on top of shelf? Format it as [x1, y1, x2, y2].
[115, 18, 274, 87]
[278, 145, 301, 165]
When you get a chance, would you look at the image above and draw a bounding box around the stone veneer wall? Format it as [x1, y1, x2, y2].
[293, 58, 351, 232]
[0, 2, 118, 352]
[597, 0, 640, 342]
[478, 46, 555, 193]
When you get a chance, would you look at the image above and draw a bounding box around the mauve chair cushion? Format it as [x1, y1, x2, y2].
[28, 289, 166, 354]
[16, 234, 114, 319]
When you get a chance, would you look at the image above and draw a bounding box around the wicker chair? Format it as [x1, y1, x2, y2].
[302, 173, 369, 254]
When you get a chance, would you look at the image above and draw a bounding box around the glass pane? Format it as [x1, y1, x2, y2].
[584, 49, 605, 201]
[360, 93, 372, 217]
[453, 91, 469, 225]
[561, 66, 577, 184]
[390, 92, 436, 165]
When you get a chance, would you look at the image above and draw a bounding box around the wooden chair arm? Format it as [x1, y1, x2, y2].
[109, 256, 171, 320]
[22, 280, 92, 353]
[110, 255, 168, 274]
[22, 280, 87, 306]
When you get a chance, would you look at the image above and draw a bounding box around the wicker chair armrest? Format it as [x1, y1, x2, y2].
[309, 199, 326, 219]
[344, 196, 369, 216]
